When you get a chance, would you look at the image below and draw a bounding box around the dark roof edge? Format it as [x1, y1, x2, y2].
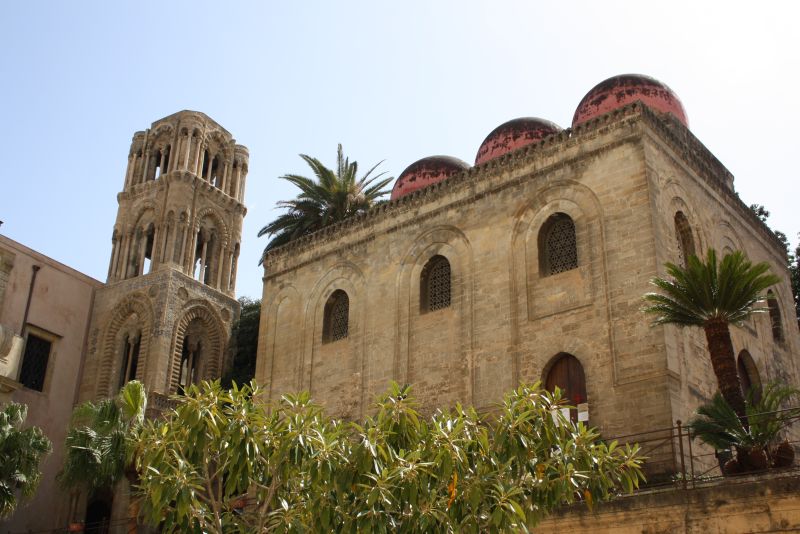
[262, 101, 785, 265]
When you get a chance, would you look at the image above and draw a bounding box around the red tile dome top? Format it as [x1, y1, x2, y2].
[390, 156, 471, 200]
[572, 74, 688, 128]
[475, 117, 562, 166]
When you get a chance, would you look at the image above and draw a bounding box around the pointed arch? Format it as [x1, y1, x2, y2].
[674, 211, 696, 267]
[767, 290, 784, 343]
[737, 349, 762, 399]
[543, 352, 588, 422]
[97, 293, 154, 398]
[167, 302, 225, 393]
[420, 255, 451, 312]
[538, 212, 578, 276]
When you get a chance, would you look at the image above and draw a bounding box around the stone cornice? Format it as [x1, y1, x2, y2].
[632, 108, 786, 258]
[262, 102, 785, 272]
[118, 171, 247, 215]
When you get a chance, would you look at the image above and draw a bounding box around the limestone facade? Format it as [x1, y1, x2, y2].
[0, 235, 102, 532]
[538, 470, 800, 533]
[78, 111, 248, 403]
[256, 102, 800, 446]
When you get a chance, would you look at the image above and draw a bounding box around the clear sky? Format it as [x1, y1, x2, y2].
[1, 1, 798, 300]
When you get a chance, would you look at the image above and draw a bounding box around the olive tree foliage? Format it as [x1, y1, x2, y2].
[136, 381, 644, 533]
[0, 402, 51, 518]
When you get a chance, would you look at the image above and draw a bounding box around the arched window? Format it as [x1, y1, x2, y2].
[118, 332, 140, 390]
[421, 255, 451, 312]
[210, 156, 221, 188]
[193, 227, 217, 285]
[323, 290, 349, 343]
[674, 211, 696, 267]
[142, 223, 155, 275]
[737, 350, 761, 400]
[767, 290, 784, 343]
[201, 150, 211, 180]
[178, 336, 201, 394]
[545, 353, 587, 422]
[539, 213, 578, 276]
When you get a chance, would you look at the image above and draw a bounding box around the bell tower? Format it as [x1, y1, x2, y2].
[78, 111, 248, 402]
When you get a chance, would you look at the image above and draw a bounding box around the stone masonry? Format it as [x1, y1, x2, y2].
[78, 111, 248, 403]
[256, 102, 800, 453]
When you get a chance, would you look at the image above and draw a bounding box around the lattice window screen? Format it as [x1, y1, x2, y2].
[546, 216, 578, 275]
[674, 212, 695, 267]
[424, 256, 451, 312]
[19, 334, 51, 392]
[768, 294, 784, 343]
[325, 290, 349, 342]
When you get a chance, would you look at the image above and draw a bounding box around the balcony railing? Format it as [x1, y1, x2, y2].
[604, 406, 800, 490]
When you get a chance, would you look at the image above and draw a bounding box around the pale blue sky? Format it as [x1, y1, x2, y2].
[1, 1, 798, 300]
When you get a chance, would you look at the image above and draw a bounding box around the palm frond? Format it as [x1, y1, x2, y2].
[643, 249, 779, 327]
[259, 145, 393, 259]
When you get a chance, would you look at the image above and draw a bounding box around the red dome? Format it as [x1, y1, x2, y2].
[572, 74, 688, 128]
[475, 117, 562, 166]
[390, 156, 470, 200]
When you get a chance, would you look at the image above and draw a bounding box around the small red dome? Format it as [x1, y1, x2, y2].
[572, 74, 688, 128]
[390, 156, 470, 200]
[475, 117, 562, 166]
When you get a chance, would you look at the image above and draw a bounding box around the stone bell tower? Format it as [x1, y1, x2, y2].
[78, 111, 248, 403]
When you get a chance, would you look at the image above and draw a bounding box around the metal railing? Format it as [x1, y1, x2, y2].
[603, 406, 800, 491]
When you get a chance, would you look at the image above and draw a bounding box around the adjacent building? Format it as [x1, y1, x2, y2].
[1, 110, 248, 533]
[0, 235, 102, 530]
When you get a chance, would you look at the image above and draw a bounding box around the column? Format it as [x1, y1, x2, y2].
[229, 249, 239, 292]
[170, 138, 180, 173]
[121, 232, 133, 279]
[113, 234, 126, 280]
[183, 134, 192, 171]
[215, 245, 227, 289]
[198, 239, 208, 282]
[107, 237, 119, 281]
[179, 225, 189, 272]
[158, 150, 166, 178]
[231, 165, 241, 200]
[151, 226, 161, 267]
[136, 232, 147, 276]
[238, 171, 246, 200]
[193, 140, 203, 176]
[161, 223, 172, 265]
[204, 155, 213, 182]
[221, 248, 232, 291]
[220, 161, 229, 194]
[123, 155, 134, 189]
[123, 333, 138, 384]
[141, 149, 151, 183]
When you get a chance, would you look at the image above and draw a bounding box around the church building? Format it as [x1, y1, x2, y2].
[256, 74, 800, 450]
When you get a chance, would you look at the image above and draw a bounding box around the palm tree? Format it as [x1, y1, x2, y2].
[643, 249, 779, 423]
[258, 144, 393, 263]
[58, 380, 147, 533]
[0, 402, 51, 518]
[688, 383, 800, 472]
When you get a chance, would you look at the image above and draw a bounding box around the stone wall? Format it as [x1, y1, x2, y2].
[257, 104, 800, 445]
[537, 471, 800, 533]
[0, 235, 102, 533]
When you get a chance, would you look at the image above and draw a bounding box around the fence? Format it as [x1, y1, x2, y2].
[604, 405, 800, 490]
